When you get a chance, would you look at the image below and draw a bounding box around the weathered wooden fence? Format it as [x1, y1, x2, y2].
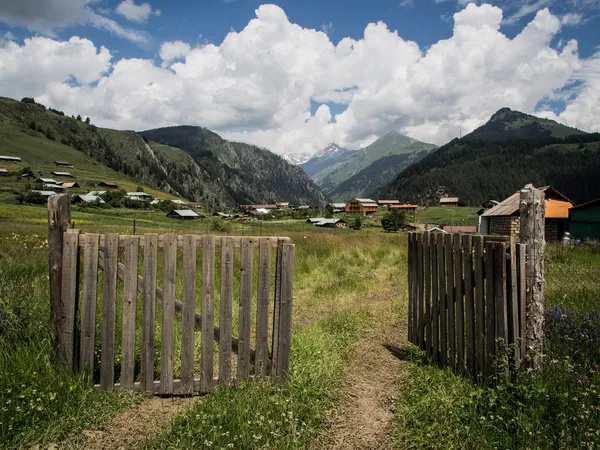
[408, 232, 527, 380]
[54, 230, 295, 395]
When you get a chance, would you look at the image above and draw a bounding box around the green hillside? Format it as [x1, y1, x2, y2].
[0, 122, 176, 204]
[305, 132, 437, 195]
[374, 134, 600, 206]
[464, 107, 586, 141]
[0, 97, 327, 208]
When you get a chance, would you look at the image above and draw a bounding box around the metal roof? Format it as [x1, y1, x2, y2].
[54, 160, 71, 165]
[0, 156, 21, 161]
[43, 184, 64, 190]
[38, 178, 57, 184]
[440, 197, 459, 203]
[75, 195, 105, 204]
[87, 191, 106, 196]
[354, 198, 376, 203]
[60, 182, 79, 188]
[52, 171, 73, 177]
[32, 190, 56, 196]
[377, 200, 400, 204]
[127, 192, 152, 197]
[570, 198, 600, 211]
[482, 186, 573, 218]
[168, 209, 199, 217]
[329, 203, 346, 208]
[99, 181, 118, 187]
[315, 218, 345, 226]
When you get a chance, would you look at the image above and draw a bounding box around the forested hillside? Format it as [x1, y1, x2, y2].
[374, 134, 600, 206]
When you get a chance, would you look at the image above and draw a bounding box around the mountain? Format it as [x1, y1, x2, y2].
[375, 109, 599, 206]
[139, 126, 327, 207]
[299, 144, 355, 178]
[0, 97, 327, 208]
[301, 132, 437, 199]
[464, 107, 587, 141]
[281, 152, 312, 165]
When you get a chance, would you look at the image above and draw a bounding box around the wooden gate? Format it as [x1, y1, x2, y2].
[55, 231, 295, 395]
[408, 232, 527, 381]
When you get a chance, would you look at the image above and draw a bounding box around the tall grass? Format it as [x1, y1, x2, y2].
[0, 232, 141, 448]
[393, 242, 600, 449]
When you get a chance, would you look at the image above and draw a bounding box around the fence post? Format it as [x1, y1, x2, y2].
[519, 184, 545, 368]
[48, 194, 71, 361]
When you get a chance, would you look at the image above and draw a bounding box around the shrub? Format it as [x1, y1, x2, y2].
[350, 216, 363, 230]
[381, 210, 406, 232]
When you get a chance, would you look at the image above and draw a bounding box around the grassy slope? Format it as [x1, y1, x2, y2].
[0, 124, 178, 203]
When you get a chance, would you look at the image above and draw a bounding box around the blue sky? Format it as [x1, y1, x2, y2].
[0, 0, 598, 154]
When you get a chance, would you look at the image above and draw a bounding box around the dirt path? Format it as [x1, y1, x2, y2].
[72, 396, 198, 450]
[313, 316, 409, 450]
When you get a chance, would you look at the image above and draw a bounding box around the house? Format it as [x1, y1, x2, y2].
[346, 198, 379, 216]
[390, 204, 418, 211]
[99, 181, 118, 188]
[443, 226, 478, 234]
[126, 192, 153, 200]
[479, 186, 573, 241]
[59, 182, 80, 189]
[240, 204, 278, 212]
[166, 209, 200, 219]
[315, 218, 347, 228]
[37, 177, 58, 184]
[377, 200, 400, 209]
[440, 197, 460, 207]
[72, 194, 105, 204]
[569, 198, 600, 240]
[296, 205, 312, 211]
[247, 208, 270, 216]
[43, 184, 65, 191]
[214, 212, 233, 219]
[276, 202, 290, 209]
[171, 199, 188, 205]
[52, 171, 74, 178]
[31, 190, 56, 197]
[0, 168, 8, 176]
[327, 202, 346, 213]
[428, 226, 446, 233]
[54, 160, 73, 168]
[0, 155, 21, 162]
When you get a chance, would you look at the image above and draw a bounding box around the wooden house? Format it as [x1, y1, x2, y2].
[59, 182, 80, 189]
[327, 202, 346, 213]
[73, 194, 105, 204]
[346, 198, 378, 216]
[54, 160, 73, 168]
[99, 181, 119, 188]
[0, 168, 8, 176]
[440, 197, 459, 207]
[569, 198, 600, 240]
[0, 155, 21, 163]
[166, 209, 200, 220]
[276, 202, 290, 209]
[479, 186, 573, 241]
[377, 200, 400, 209]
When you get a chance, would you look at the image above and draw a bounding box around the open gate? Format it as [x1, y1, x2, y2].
[55, 230, 295, 395]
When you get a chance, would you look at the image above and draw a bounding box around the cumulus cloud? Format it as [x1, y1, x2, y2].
[0, 3, 594, 156]
[115, 0, 160, 23]
[0, 0, 149, 44]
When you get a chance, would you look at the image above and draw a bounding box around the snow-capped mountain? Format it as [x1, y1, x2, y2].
[282, 152, 312, 165]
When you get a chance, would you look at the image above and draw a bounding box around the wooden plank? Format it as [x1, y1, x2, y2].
[485, 242, 496, 378]
[100, 233, 118, 390]
[407, 233, 413, 343]
[507, 240, 520, 365]
[517, 243, 527, 358]
[445, 233, 455, 370]
[454, 234, 465, 374]
[277, 243, 295, 379]
[80, 233, 99, 373]
[238, 237, 253, 380]
[60, 231, 79, 373]
[141, 234, 158, 392]
[160, 235, 177, 394]
[271, 238, 284, 375]
[473, 235, 485, 380]
[219, 237, 234, 385]
[431, 233, 439, 362]
[48, 194, 71, 363]
[463, 235, 475, 378]
[120, 236, 139, 389]
[181, 235, 197, 395]
[201, 235, 215, 393]
[89, 235, 291, 249]
[416, 233, 425, 350]
[424, 232, 432, 356]
[494, 242, 508, 363]
[438, 233, 447, 366]
[256, 238, 272, 377]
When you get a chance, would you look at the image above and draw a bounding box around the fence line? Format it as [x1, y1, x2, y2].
[54, 232, 295, 395]
[408, 232, 527, 381]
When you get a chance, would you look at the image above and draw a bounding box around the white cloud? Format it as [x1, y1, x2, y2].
[115, 0, 160, 23]
[561, 13, 583, 26]
[399, 0, 414, 8]
[0, 0, 150, 44]
[159, 40, 192, 65]
[0, 3, 595, 157]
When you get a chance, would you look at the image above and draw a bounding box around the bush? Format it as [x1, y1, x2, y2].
[381, 210, 406, 232]
[16, 192, 46, 205]
[209, 217, 232, 233]
[350, 216, 363, 230]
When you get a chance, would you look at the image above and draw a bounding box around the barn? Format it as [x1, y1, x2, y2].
[166, 209, 200, 220]
[569, 198, 600, 240]
[479, 186, 573, 241]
